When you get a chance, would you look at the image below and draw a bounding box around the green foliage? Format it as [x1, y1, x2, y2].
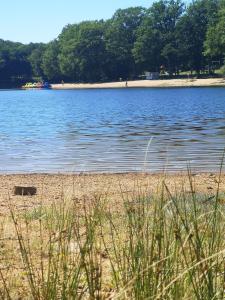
[176, 0, 221, 73]
[58, 21, 108, 82]
[220, 65, 225, 76]
[105, 7, 146, 80]
[0, 0, 224, 86]
[0, 40, 32, 81]
[42, 41, 61, 81]
[133, 0, 184, 74]
[204, 2, 225, 59]
[133, 16, 163, 72]
[28, 44, 46, 78]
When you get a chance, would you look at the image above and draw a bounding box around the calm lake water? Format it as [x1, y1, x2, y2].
[0, 88, 225, 173]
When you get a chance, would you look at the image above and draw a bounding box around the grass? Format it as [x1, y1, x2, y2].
[0, 173, 224, 299]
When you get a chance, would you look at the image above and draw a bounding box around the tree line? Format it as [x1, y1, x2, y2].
[0, 0, 225, 87]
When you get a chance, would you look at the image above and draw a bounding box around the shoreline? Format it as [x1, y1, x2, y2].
[51, 78, 225, 90]
[0, 172, 224, 212]
[0, 170, 222, 176]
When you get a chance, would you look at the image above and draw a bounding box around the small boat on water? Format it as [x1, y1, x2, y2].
[22, 82, 52, 89]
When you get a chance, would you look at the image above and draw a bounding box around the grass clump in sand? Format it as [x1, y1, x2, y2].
[0, 173, 224, 299]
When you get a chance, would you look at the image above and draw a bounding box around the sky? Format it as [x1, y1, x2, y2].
[0, 0, 155, 44]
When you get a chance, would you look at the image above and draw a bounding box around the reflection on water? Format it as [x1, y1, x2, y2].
[0, 87, 224, 173]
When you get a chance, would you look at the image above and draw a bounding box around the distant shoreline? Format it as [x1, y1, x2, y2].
[0, 78, 225, 91]
[51, 78, 225, 90]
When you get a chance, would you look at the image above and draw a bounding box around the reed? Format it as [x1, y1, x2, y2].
[0, 172, 224, 299]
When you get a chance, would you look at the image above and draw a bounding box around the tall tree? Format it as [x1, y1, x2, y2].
[58, 21, 108, 82]
[176, 0, 220, 73]
[42, 41, 61, 81]
[28, 43, 46, 78]
[133, 0, 184, 75]
[105, 7, 146, 80]
[133, 17, 163, 73]
[0, 40, 32, 84]
[204, 1, 225, 64]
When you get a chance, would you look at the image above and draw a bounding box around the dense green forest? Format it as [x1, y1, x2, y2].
[0, 0, 225, 87]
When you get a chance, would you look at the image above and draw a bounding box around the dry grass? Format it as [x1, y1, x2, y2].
[0, 172, 224, 299]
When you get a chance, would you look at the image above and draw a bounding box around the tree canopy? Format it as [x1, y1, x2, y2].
[0, 0, 224, 87]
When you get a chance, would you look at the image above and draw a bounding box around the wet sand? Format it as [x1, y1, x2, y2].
[0, 172, 224, 213]
[52, 78, 225, 90]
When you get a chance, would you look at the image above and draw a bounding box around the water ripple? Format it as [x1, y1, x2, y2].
[0, 88, 224, 173]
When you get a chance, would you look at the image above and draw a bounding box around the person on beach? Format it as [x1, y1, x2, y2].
[125, 81, 128, 87]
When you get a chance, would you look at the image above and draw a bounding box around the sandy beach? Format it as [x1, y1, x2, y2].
[52, 78, 225, 90]
[0, 172, 224, 213]
[0, 172, 224, 298]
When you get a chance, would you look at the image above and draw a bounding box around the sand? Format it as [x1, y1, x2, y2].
[0, 172, 224, 214]
[51, 78, 225, 90]
[0, 172, 224, 298]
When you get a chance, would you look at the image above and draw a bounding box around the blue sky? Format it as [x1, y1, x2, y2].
[0, 0, 155, 44]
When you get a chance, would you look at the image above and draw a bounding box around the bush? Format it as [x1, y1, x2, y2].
[219, 65, 225, 77]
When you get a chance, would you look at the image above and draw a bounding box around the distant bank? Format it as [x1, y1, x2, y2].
[51, 78, 225, 90]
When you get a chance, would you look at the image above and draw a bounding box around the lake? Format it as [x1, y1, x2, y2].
[0, 87, 225, 173]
